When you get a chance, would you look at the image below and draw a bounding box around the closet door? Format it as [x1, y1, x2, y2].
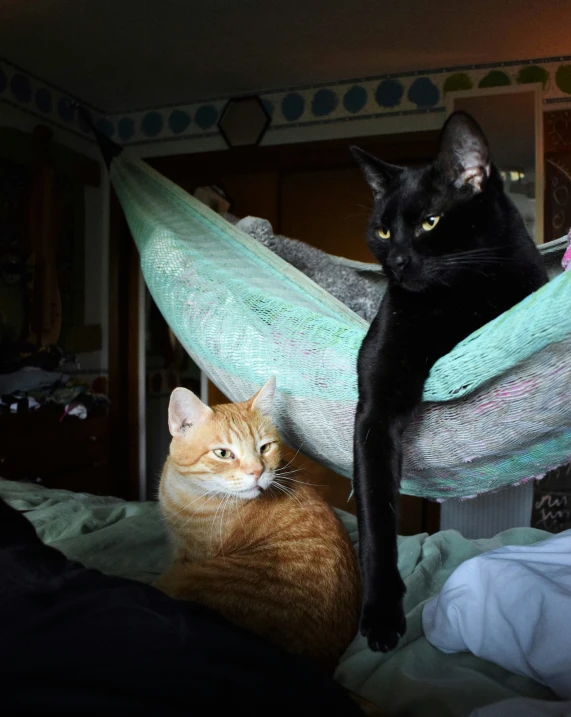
[280, 166, 373, 262]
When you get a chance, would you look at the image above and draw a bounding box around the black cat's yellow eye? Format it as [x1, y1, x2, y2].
[213, 448, 233, 459]
[377, 226, 391, 239]
[421, 215, 440, 232]
[260, 442, 272, 454]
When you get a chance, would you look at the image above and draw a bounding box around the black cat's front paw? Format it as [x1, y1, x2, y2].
[360, 596, 406, 653]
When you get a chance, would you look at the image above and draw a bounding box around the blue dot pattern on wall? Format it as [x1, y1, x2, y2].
[35, 88, 52, 113]
[311, 88, 338, 117]
[0, 67, 7, 94]
[96, 118, 115, 138]
[343, 85, 367, 113]
[281, 92, 305, 122]
[408, 77, 439, 108]
[168, 110, 191, 134]
[375, 79, 404, 108]
[195, 105, 218, 130]
[11, 73, 32, 103]
[58, 97, 75, 122]
[141, 112, 164, 137]
[77, 108, 93, 133]
[118, 117, 136, 141]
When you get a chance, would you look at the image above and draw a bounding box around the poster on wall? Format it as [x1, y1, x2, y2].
[446, 84, 543, 244]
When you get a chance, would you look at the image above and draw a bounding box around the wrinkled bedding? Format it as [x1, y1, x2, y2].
[1, 478, 558, 716]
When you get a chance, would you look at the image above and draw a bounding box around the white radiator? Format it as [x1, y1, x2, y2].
[439, 481, 534, 539]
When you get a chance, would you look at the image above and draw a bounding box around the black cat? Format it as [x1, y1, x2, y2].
[351, 112, 548, 652]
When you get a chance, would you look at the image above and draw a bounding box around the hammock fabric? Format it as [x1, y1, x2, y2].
[108, 151, 571, 501]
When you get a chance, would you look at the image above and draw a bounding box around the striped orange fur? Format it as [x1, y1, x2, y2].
[155, 377, 361, 672]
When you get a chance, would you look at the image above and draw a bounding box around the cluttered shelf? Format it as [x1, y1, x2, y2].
[0, 344, 112, 496]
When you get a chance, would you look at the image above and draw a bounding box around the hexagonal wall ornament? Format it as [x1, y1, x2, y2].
[218, 96, 270, 148]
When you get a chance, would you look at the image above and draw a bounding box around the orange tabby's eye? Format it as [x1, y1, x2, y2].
[213, 448, 233, 459]
[260, 442, 272, 454]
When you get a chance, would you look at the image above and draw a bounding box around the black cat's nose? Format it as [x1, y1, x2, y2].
[389, 254, 410, 277]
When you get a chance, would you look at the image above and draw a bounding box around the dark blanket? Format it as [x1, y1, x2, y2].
[0, 499, 362, 715]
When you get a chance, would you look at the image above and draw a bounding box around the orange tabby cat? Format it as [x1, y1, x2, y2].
[155, 376, 361, 672]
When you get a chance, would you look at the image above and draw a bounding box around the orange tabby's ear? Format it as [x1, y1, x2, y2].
[168, 387, 213, 437]
[247, 376, 276, 417]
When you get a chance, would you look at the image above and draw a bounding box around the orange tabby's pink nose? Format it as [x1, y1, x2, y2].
[247, 467, 263, 481]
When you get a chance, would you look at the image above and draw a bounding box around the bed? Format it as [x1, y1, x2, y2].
[1, 477, 557, 716]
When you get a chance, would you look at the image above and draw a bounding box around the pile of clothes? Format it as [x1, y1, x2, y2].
[0, 343, 108, 418]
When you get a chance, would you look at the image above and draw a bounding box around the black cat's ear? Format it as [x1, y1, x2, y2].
[437, 112, 490, 192]
[350, 146, 401, 197]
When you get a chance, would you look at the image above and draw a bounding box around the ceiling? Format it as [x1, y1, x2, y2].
[1, 0, 569, 113]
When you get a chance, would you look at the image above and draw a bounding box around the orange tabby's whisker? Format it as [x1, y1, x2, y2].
[234, 492, 247, 535]
[209, 497, 224, 548]
[273, 481, 304, 509]
[219, 491, 234, 557]
[274, 468, 304, 478]
[279, 476, 327, 487]
[152, 489, 215, 523]
[210, 490, 232, 551]
[275, 465, 304, 476]
[181, 489, 226, 528]
[279, 442, 305, 472]
[168, 488, 219, 521]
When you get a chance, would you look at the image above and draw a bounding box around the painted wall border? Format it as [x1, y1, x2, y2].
[3, 55, 571, 149]
[0, 57, 106, 141]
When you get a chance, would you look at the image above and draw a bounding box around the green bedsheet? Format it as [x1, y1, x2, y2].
[0, 478, 556, 716]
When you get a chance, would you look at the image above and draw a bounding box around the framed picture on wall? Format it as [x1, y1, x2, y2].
[446, 84, 544, 244]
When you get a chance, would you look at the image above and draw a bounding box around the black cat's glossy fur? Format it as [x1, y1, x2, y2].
[351, 112, 548, 653]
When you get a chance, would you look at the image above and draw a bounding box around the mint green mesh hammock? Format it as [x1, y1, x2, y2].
[111, 154, 571, 501]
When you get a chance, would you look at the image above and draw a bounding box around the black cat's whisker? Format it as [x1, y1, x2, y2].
[433, 274, 453, 287]
[439, 250, 510, 261]
[436, 258, 500, 273]
[437, 261, 491, 272]
[441, 257, 511, 267]
[447, 246, 507, 256]
[439, 251, 509, 263]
